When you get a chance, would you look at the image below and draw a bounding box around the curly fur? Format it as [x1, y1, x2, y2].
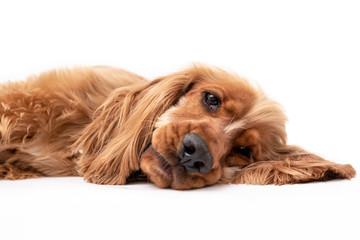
[0, 65, 356, 189]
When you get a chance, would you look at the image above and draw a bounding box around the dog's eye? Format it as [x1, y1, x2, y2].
[203, 92, 221, 111]
[234, 146, 252, 158]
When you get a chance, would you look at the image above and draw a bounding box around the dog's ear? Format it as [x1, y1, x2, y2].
[74, 70, 197, 185]
[226, 146, 356, 185]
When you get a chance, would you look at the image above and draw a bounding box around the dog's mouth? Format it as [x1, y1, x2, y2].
[139, 145, 175, 188]
[127, 145, 173, 184]
[148, 145, 173, 178]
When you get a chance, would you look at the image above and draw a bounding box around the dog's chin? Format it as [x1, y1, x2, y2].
[140, 145, 174, 188]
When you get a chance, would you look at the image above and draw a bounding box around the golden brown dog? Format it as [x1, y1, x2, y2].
[0, 65, 356, 189]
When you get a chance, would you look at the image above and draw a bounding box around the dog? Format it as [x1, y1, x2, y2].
[0, 65, 356, 189]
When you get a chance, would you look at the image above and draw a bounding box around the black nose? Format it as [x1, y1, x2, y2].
[178, 133, 213, 174]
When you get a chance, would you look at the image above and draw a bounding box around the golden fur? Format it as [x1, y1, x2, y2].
[0, 65, 356, 189]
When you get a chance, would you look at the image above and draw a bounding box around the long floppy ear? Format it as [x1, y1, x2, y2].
[229, 146, 356, 185]
[74, 70, 197, 185]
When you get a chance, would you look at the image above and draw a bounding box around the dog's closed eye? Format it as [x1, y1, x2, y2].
[233, 146, 252, 158]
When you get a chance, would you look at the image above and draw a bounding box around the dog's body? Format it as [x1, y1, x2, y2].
[0, 66, 145, 179]
[0, 65, 356, 189]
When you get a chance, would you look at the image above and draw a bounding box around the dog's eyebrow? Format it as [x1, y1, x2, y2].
[224, 119, 247, 135]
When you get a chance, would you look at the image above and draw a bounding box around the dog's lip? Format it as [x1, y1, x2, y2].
[147, 145, 173, 178]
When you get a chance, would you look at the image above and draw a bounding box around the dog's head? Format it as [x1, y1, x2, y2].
[140, 65, 287, 189]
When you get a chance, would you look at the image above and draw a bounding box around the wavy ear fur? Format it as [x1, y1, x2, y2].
[224, 146, 356, 185]
[75, 69, 197, 184]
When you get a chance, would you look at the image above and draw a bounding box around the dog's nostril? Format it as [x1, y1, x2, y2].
[193, 161, 205, 172]
[184, 144, 196, 156]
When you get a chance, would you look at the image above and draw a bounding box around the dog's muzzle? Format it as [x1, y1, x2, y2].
[178, 133, 213, 174]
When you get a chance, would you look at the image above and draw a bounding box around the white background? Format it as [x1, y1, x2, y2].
[1, 0, 359, 239]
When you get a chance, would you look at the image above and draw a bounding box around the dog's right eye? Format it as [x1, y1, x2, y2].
[234, 146, 252, 158]
[203, 92, 221, 111]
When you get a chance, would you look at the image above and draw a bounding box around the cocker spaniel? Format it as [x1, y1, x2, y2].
[0, 65, 356, 189]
